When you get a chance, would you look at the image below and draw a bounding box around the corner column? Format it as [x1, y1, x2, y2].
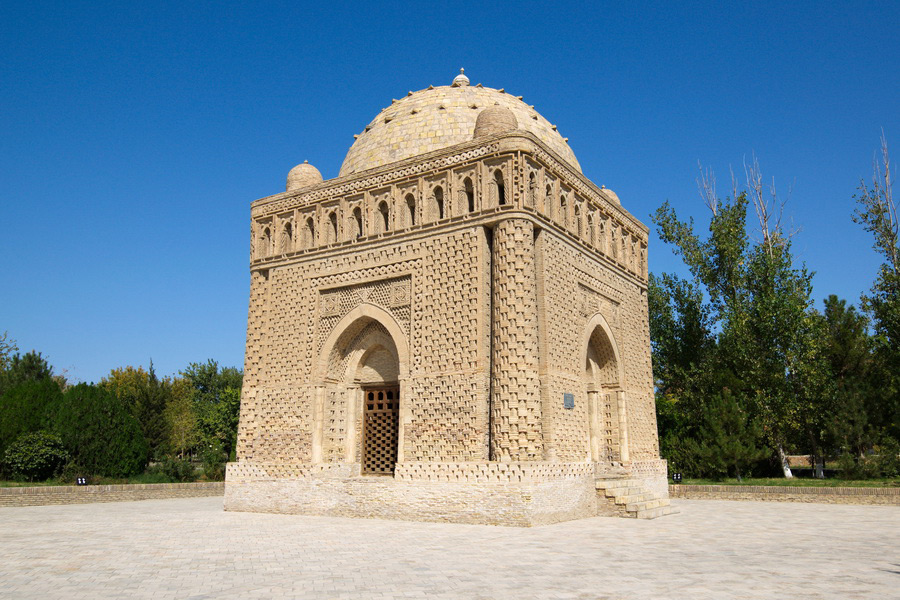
[491, 218, 543, 461]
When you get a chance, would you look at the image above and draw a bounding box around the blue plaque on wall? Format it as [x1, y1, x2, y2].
[563, 393, 575, 409]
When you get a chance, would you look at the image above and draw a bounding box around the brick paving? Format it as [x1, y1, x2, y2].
[0, 497, 897, 599]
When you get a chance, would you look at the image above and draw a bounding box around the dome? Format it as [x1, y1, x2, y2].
[473, 105, 517, 138]
[339, 72, 580, 177]
[286, 160, 323, 191]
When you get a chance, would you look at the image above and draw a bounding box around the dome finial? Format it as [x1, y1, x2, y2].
[452, 68, 470, 87]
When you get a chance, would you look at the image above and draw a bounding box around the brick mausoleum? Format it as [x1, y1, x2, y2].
[224, 70, 673, 525]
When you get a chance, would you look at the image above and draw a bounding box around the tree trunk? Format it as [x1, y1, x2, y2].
[778, 444, 794, 478]
[814, 458, 825, 479]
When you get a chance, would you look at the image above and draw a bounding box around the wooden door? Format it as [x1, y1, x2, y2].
[362, 388, 399, 475]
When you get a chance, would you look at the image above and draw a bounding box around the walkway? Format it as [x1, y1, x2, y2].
[1, 497, 897, 599]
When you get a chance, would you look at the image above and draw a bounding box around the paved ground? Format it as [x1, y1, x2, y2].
[0, 497, 897, 599]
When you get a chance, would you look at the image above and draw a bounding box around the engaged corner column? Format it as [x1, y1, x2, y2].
[491, 218, 543, 461]
[616, 390, 629, 462]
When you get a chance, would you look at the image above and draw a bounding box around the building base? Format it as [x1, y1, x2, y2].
[224, 460, 670, 527]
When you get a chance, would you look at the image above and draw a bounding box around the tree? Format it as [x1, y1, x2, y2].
[0, 331, 18, 371]
[687, 391, 768, 481]
[819, 296, 881, 460]
[0, 351, 54, 396]
[854, 134, 899, 350]
[648, 272, 716, 401]
[653, 159, 828, 477]
[50, 384, 148, 478]
[165, 379, 197, 459]
[181, 360, 243, 457]
[0, 378, 64, 459]
[853, 134, 900, 444]
[101, 363, 170, 458]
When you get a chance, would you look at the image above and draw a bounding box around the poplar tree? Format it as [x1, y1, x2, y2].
[653, 160, 827, 477]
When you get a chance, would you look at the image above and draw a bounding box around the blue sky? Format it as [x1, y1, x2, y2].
[2, 1, 898, 383]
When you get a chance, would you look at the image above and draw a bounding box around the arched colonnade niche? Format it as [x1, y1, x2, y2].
[583, 313, 629, 463]
[314, 304, 409, 475]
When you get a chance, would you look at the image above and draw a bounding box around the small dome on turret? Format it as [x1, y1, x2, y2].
[473, 104, 518, 138]
[599, 186, 621, 205]
[286, 160, 323, 191]
[451, 68, 469, 87]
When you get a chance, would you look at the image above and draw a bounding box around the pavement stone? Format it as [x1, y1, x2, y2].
[0, 497, 897, 599]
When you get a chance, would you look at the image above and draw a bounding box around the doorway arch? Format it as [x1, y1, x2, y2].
[316, 304, 408, 474]
[583, 313, 627, 463]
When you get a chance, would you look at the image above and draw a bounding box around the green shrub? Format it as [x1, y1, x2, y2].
[0, 379, 63, 459]
[158, 456, 197, 482]
[201, 441, 227, 481]
[3, 431, 69, 481]
[836, 437, 900, 479]
[50, 384, 148, 478]
[873, 437, 900, 478]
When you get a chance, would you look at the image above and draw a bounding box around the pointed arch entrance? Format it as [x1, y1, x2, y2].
[583, 313, 628, 463]
[315, 304, 409, 475]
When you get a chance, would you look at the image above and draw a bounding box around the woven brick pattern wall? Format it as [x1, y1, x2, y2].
[491, 219, 543, 461]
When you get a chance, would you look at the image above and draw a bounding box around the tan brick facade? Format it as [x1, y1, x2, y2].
[225, 73, 671, 525]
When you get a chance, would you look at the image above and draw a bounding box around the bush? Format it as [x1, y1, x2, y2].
[3, 431, 69, 481]
[0, 379, 63, 459]
[836, 437, 900, 479]
[874, 437, 900, 477]
[157, 456, 197, 482]
[50, 384, 148, 478]
[201, 441, 227, 481]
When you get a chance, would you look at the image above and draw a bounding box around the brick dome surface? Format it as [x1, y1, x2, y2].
[339, 74, 580, 177]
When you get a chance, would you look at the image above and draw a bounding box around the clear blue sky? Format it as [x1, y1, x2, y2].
[2, 2, 898, 383]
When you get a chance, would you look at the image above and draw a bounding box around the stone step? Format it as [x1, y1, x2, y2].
[604, 486, 644, 498]
[625, 498, 670, 512]
[634, 505, 679, 519]
[595, 479, 633, 490]
[613, 493, 653, 505]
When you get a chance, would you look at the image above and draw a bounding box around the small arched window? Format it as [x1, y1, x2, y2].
[328, 211, 338, 244]
[353, 207, 363, 239]
[405, 193, 416, 227]
[464, 177, 475, 212]
[434, 186, 444, 220]
[560, 194, 568, 226]
[378, 201, 389, 233]
[305, 217, 315, 249]
[574, 203, 582, 237]
[260, 227, 271, 259]
[527, 172, 536, 208]
[494, 170, 506, 205]
[280, 221, 293, 254]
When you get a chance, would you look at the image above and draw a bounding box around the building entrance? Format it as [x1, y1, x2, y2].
[362, 388, 399, 475]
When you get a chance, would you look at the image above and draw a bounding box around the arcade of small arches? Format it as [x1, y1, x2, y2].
[251, 159, 648, 281]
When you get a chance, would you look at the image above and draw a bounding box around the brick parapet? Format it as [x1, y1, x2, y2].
[669, 484, 900, 505]
[0, 482, 225, 507]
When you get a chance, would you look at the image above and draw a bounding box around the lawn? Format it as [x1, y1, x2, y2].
[679, 477, 899, 488]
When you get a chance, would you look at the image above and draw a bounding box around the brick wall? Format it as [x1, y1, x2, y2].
[0, 482, 224, 507]
[669, 484, 900, 505]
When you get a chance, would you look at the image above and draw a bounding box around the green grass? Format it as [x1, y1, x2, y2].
[679, 477, 899, 488]
[0, 472, 206, 487]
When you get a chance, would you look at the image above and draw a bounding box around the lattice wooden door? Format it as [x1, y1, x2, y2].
[363, 388, 399, 475]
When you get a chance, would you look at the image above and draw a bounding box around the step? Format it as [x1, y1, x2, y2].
[634, 505, 679, 519]
[613, 492, 653, 505]
[595, 479, 633, 491]
[604, 488, 645, 501]
[625, 498, 669, 512]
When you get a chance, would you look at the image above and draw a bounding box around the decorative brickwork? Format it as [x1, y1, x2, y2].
[491, 219, 542, 461]
[226, 73, 668, 525]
